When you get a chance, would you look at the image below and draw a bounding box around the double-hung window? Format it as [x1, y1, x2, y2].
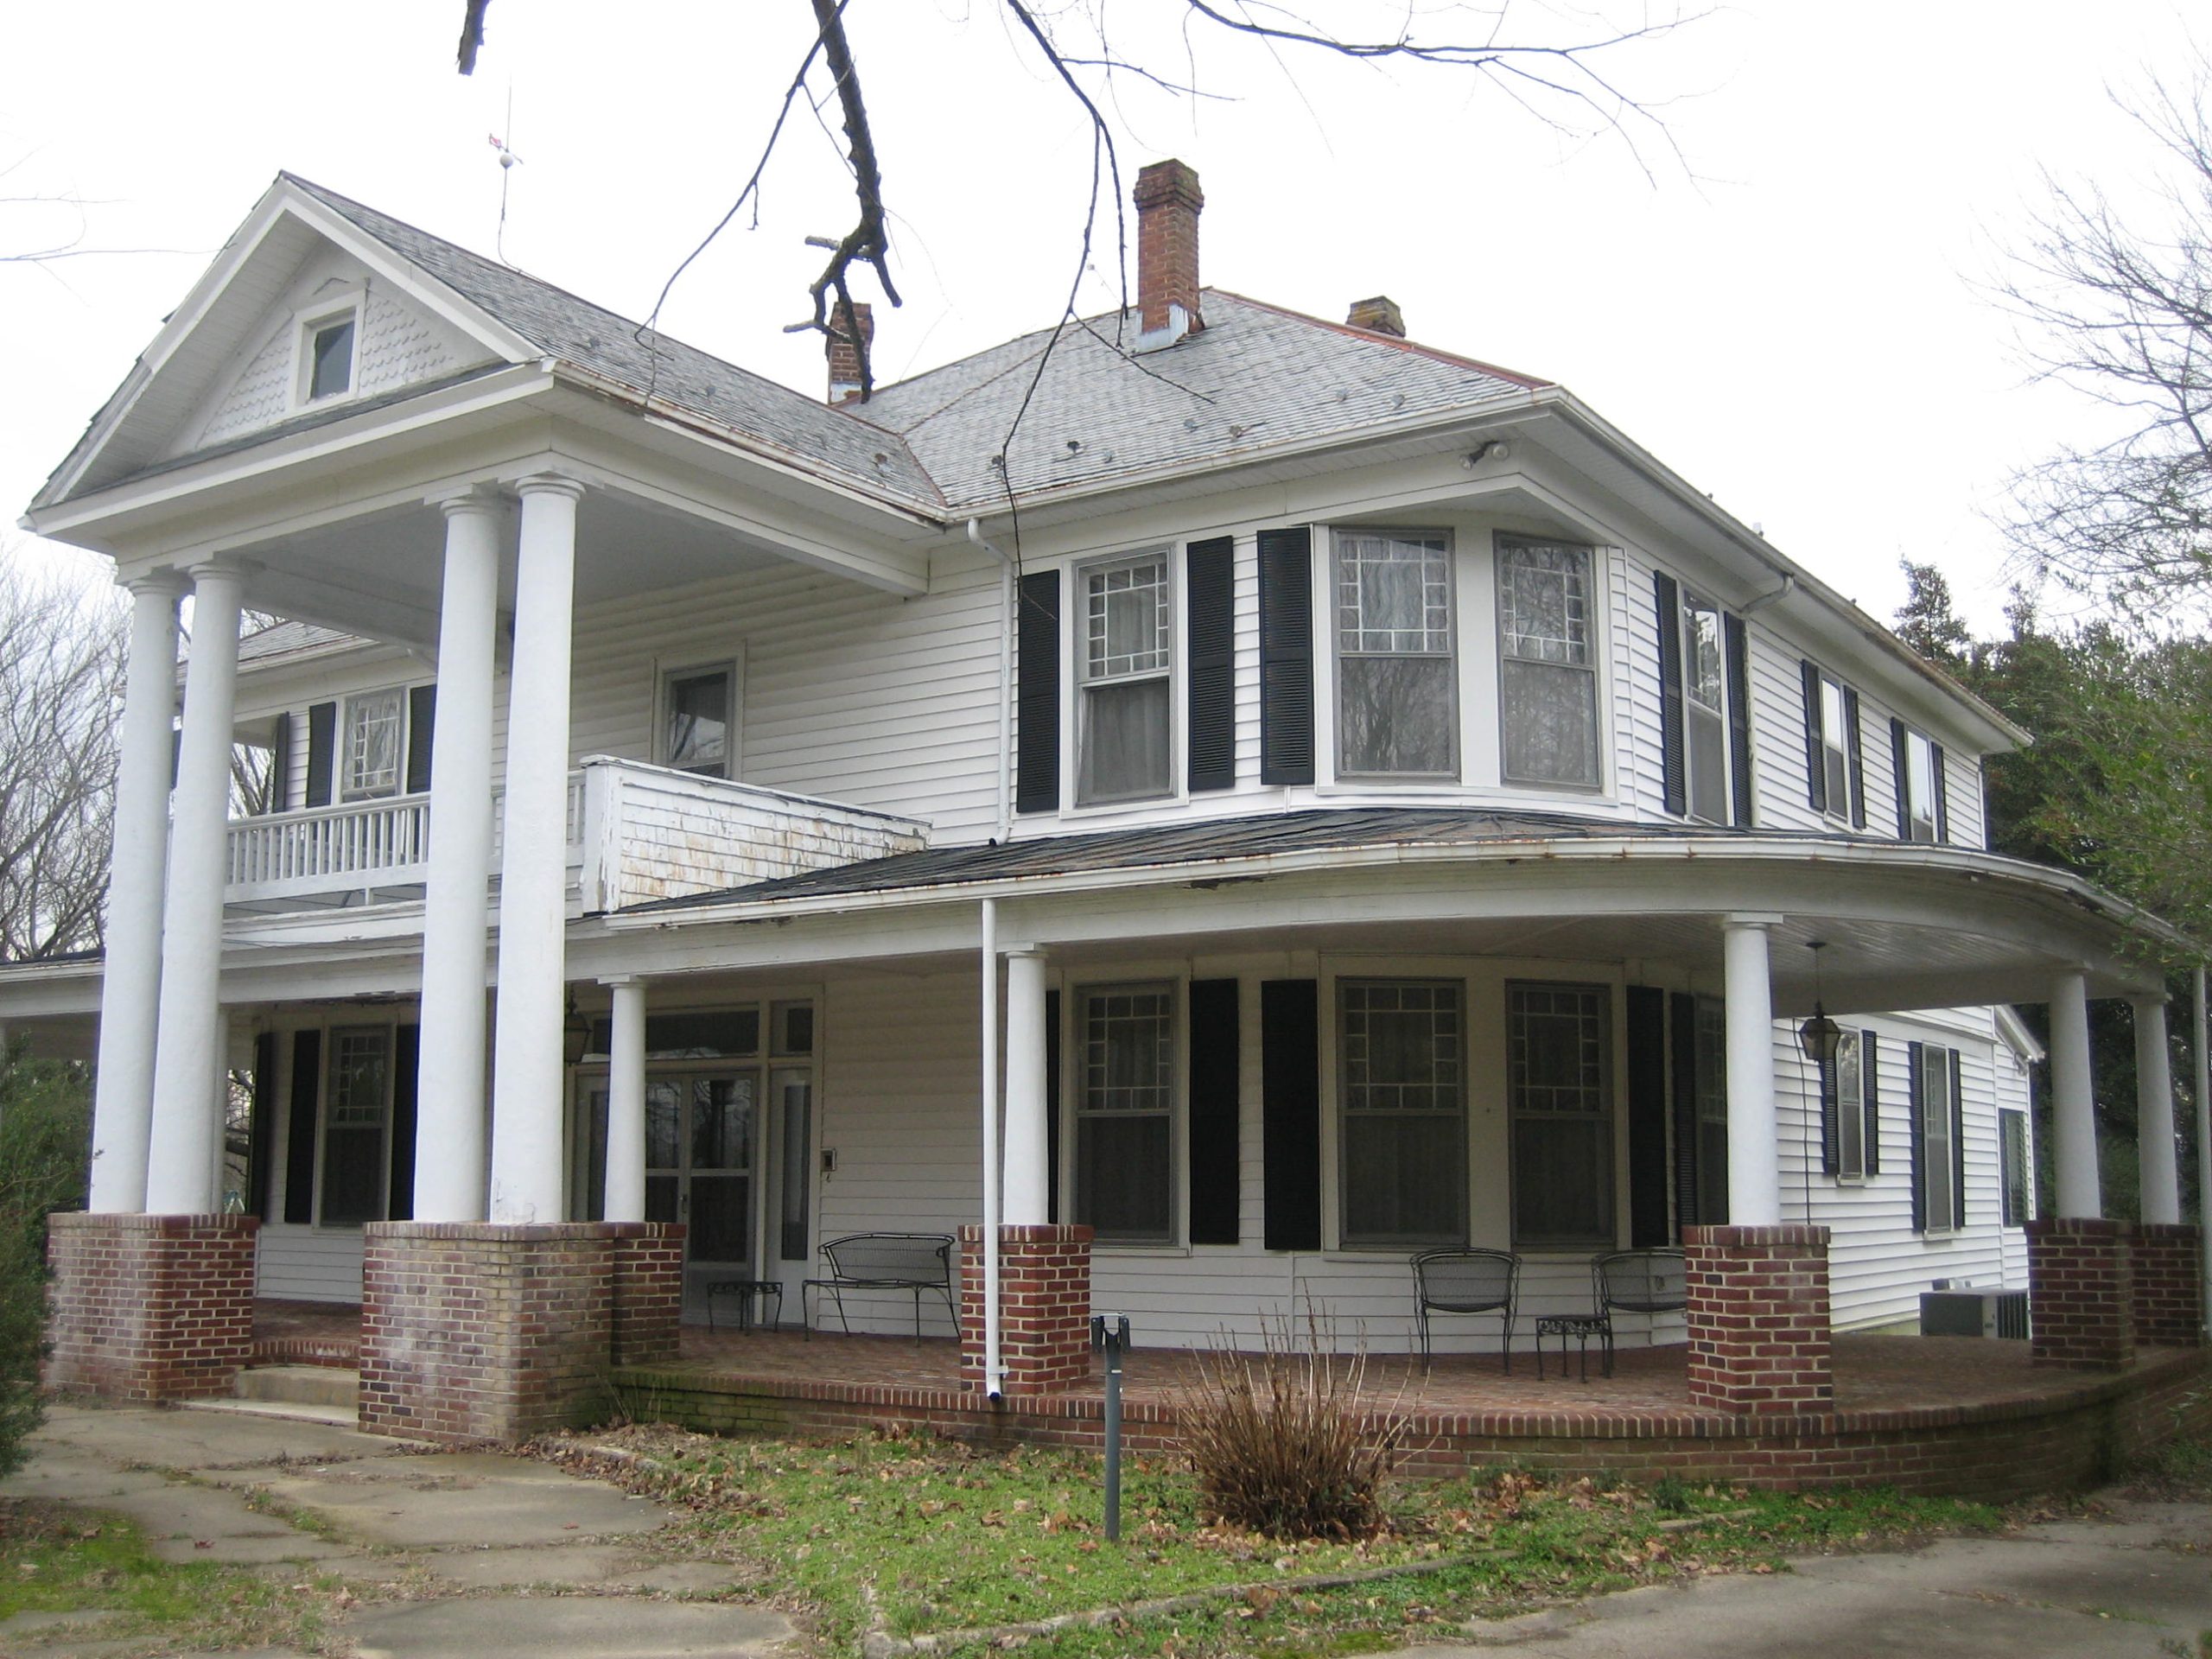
[1681, 594, 1729, 823]
[1802, 663, 1862, 823]
[1912, 1042, 1961, 1233]
[1999, 1109, 2031, 1226]
[662, 664, 736, 779]
[1334, 531, 1456, 779]
[1902, 727, 1941, 842]
[1339, 981, 1464, 1245]
[1074, 985, 1175, 1241]
[320, 1025, 391, 1226]
[1829, 1029, 1866, 1181]
[1509, 982, 1613, 1245]
[340, 689, 405, 802]
[1078, 554, 1173, 803]
[1497, 537, 1600, 787]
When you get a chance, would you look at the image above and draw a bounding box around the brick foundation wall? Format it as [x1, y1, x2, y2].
[45, 1212, 259, 1402]
[958, 1224, 1094, 1395]
[2130, 1224, 2205, 1348]
[604, 1222, 686, 1366]
[613, 1347, 2212, 1503]
[2027, 1217, 2136, 1370]
[1684, 1224, 1833, 1415]
[361, 1221, 668, 1445]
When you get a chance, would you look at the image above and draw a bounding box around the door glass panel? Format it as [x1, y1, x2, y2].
[690, 1077, 754, 1172]
[645, 1081, 683, 1171]
[776, 1068, 812, 1261]
[575, 1084, 609, 1223]
[645, 1174, 680, 1224]
[689, 1175, 751, 1266]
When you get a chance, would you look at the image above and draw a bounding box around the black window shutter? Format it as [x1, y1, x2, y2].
[1625, 987, 1670, 1246]
[1044, 989, 1062, 1225]
[1724, 613, 1754, 828]
[405, 685, 436, 796]
[1949, 1047, 1966, 1226]
[1669, 991, 1700, 1233]
[267, 715, 292, 814]
[1187, 979, 1241, 1244]
[1932, 744, 1950, 844]
[247, 1030, 277, 1217]
[1842, 687, 1867, 829]
[1654, 573, 1687, 817]
[1256, 528, 1314, 786]
[1890, 717, 1912, 838]
[1260, 978, 1321, 1250]
[388, 1024, 420, 1222]
[283, 1030, 321, 1225]
[1800, 661, 1826, 813]
[1015, 570, 1061, 813]
[1819, 1044, 1840, 1175]
[304, 702, 337, 808]
[1861, 1030, 1881, 1175]
[1185, 538, 1236, 793]
[1907, 1041, 1927, 1233]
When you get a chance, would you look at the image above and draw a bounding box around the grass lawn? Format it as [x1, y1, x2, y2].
[540, 1424, 2011, 1658]
[0, 1497, 346, 1652]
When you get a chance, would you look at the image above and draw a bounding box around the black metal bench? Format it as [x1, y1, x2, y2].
[802, 1232, 957, 1343]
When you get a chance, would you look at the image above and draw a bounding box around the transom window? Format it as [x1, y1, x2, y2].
[1078, 554, 1173, 803]
[1074, 986, 1175, 1242]
[662, 665, 734, 779]
[1681, 594, 1728, 823]
[340, 689, 404, 802]
[1339, 981, 1465, 1246]
[1509, 982, 1613, 1246]
[1497, 537, 1600, 787]
[1334, 531, 1456, 779]
[306, 315, 356, 403]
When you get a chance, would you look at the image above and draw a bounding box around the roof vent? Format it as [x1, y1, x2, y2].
[1346, 296, 1404, 337]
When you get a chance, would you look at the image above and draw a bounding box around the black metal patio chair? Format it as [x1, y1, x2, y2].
[1411, 1248, 1520, 1372]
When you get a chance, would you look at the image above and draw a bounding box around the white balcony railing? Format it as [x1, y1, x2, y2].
[223, 758, 925, 912]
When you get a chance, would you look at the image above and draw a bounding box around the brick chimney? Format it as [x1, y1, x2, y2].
[1346, 296, 1405, 338]
[826, 300, 874, 404]
[1134, 160, 1204, 345]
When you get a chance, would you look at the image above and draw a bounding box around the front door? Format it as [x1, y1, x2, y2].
[645, 1073, 756, 1314]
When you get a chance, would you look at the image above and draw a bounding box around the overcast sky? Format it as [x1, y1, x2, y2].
[3, 1, 2199, 632]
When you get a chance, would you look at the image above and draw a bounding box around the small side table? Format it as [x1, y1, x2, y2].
[1534, 1313, 1613, 1382]
[706, 1279, 785, 1332]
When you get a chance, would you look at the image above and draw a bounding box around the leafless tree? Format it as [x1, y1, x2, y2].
[0, 546, 126, 962]
[2002, 50, 2212, 611]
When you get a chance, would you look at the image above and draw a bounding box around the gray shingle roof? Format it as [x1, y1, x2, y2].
[285, 176, 944, 510]
[619, 806, 1847, 915]
[860, 293, 1551, 511]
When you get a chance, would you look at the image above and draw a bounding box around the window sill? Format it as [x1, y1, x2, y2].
[1090, 1243, 1192, 1259]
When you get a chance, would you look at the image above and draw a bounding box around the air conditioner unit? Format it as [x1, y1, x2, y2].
[1920, 1289, 2030, 1340]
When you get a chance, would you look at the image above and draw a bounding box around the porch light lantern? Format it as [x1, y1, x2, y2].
[563, 988, 591, 1066]
[1796, 1007, 1842, 1070]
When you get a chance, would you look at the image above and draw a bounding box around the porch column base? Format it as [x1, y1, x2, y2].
[45, 1213, 258, 1402]
[2026, 1217, 2136, 1370]
[958, 1224, 1093, 1396]
[1683, 1224, 1833, 1415]
[2128, 1224, 2202, 1349]
[360, 1220, 683, 1445]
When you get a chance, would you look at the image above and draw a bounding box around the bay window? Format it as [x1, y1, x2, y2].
[1497, 537, 1600, 786]
[1339, 980, 1464, 1245]
[1334, 531, 1456, 779]
[1074, 985, 1175, 1241]
[1078, 554, 1173, 803]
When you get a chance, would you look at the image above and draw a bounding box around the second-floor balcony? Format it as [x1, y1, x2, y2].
[223, 757, 928, 918]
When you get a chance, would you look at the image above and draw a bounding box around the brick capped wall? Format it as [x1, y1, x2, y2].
[1684, 1224, 1833, 1415]
[958, 1224, 1094, 1395]
[361, 1221, 676, 1445]
[605, 1221, 685, 1365]
[2027, 1217, 2136, 1370]
[46, 1212, 260, 1402]
[2130, 1223, 2204, 1349]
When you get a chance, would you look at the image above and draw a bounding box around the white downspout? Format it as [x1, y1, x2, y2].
[980, 898, 1004, 1399]
[2196, 967, 2211, 1332]
[968, 518, 1014, 842]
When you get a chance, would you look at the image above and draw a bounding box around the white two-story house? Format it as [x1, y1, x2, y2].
[9, 162, 2195, 1434]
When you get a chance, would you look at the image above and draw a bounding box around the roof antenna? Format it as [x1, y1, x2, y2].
[489, 80, 524, 267]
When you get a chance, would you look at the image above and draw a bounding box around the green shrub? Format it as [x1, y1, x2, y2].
[1176, 1315, 1408, 1541]
[0, 1039, 92, 1477]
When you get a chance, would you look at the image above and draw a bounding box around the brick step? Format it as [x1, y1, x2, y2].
[233, 1363, 359, 1410]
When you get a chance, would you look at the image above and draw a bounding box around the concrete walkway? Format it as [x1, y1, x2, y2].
[0, 1403, 795, 1657]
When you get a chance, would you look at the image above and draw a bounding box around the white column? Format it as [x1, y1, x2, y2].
[88, 575, 181, 1213]
[488, 474, 583, 1223]
[1002, 950, 1050, 1225]
[2133, 995, 2180, 1226]
[1722, 914, 1782, 1227]
[2049, 969, 2101, 1220]
[2193, 968, 2210, 1329]
[413, 493, 504, 1223]
[144, 563, 245, 1215]
[604, 977, 646, 1224]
